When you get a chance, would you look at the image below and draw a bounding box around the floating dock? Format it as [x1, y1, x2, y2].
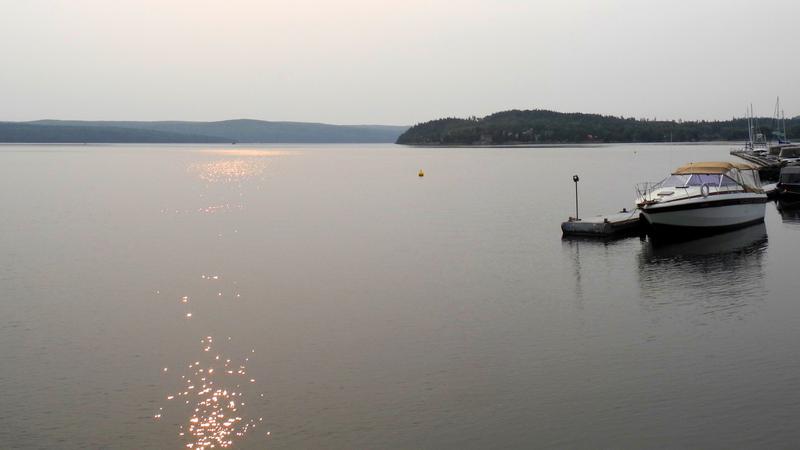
[561, 210, 642, 237]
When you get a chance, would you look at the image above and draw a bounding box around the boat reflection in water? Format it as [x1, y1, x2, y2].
[561, 235, 643, 306]
[638, 223, 768, 320]
[777, 199, 800, 228]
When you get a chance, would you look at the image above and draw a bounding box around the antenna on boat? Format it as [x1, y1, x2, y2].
[572, 174, 580, 221]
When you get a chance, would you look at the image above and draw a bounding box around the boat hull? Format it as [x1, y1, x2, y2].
[640, 194, 767, 235]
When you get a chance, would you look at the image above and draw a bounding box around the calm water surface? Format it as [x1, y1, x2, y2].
[1, 143, 800, 449]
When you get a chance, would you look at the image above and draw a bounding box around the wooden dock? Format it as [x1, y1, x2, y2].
[730, 150, 781, 180]
[561, 210, 642, 237]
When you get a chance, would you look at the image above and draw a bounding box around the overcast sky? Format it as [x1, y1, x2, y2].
[1, 0, 798, 124]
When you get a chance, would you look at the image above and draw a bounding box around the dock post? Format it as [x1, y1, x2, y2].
[573, 174, 580, 220]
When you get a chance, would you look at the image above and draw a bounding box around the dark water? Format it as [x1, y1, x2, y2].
[1, 143, 799, 449]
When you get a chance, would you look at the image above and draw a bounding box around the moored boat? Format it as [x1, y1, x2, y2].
[769, 142, 795, 156]
[739, 104, 769, 155]
[636, 162, 767, 235]
[769, 97, 792, 155]
[777, 145, 800, 164]
[777, 166, 800, 200]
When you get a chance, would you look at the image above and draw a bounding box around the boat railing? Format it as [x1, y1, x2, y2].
[635, 181, 662, 202]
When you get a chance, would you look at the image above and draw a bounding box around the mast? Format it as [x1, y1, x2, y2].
[773, 97, 786, 143]
[752, 103, 761, 145]
[784, 109, 789, 141]
[774, 97, 780, 130]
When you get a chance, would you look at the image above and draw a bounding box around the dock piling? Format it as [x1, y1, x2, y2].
[573, 174, 580, 220]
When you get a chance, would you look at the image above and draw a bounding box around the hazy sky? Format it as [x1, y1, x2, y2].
[2, 0, 798, 124]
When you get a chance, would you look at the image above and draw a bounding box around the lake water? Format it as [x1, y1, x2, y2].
[1, 143, 800, 449]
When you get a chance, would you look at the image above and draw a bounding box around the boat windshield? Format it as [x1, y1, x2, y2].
[659, 167, 761, 191]
[720, 175, 740, 187]
[661, 174, 691, 187]
[661, 173, 733, 189]
[687, 174, 721, 186]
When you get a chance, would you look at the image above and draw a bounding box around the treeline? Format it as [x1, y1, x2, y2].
[396, 109, 800, 145]
[0, 122, 230, 143]
[0, 120, 409, 144]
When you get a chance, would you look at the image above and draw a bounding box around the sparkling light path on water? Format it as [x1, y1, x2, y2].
[153, 151, 282, 448]
[157, 337, 264, 449]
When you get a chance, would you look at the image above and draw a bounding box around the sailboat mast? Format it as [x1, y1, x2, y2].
[775, 97, 780, 131]
[784, 109, 789, 141]
[773, 96, 786, 143]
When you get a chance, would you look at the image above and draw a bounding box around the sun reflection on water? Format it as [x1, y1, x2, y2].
[151, 150, 278, 448]
[187, 148, 293, 184]
[188, 159, 267, 184]
[157, 337, 265, 449]
[197, 149, 294, 158]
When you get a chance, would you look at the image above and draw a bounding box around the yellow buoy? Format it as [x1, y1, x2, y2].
[418, 169, 425, 177]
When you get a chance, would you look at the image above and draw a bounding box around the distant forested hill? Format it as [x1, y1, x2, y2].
[0, 122, 230, 143]
[0, 119, 408, 143]
[396, 109, 800, 145]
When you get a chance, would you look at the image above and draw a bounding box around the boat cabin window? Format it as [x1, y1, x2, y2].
[780, 148, 800, 158]
[740, 169, 760, 189]
[720, 175, 740, 188]
[780, 171, 800, 184]
[686, 174, 721, 186]
[662, 174, 691, 187]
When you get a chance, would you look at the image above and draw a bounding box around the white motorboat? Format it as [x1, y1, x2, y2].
[636, 162, 767, 234]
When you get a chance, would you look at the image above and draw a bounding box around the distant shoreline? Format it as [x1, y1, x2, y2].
[396, 109, 796, 146]
[0, 141, 743, 148]
[397, 141, 743, 148]
[0, 141, 744, 147]
[0, 119, 408, 144]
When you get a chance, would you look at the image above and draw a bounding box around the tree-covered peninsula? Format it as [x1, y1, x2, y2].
[396, 109, 800, 145]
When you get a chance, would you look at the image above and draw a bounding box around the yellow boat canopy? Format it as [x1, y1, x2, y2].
[673, 161, 757, 174]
